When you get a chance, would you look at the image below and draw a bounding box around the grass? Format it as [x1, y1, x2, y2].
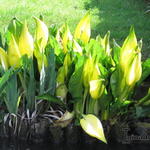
[0, 0, 150, 57]
[84, 0, 150, 58]
[0, 0, 87, 32]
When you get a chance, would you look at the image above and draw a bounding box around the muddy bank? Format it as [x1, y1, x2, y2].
[0, 118, 150, 144]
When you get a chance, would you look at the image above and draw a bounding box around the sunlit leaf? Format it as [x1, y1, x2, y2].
[80, 114, 107, 143]
[73, 40, 82, 54]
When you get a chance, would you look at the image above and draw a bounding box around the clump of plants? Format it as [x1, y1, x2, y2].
[0, 12, 150, 144]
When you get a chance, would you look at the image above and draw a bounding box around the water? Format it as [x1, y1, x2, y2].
[0, 139, 149, 150]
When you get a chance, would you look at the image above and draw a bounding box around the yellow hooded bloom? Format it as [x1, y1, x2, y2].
[8, 34, 21, 68]
[126, 52, 142, 86]
[119, 27, 137, 72]
[89, 79, 105, 100]
[62, 25, 73, 53]
[83, 58, 94, 87]
[74, 12, 91, 44]
[34, 17, 49, 52]
[19, 21, 34, 57]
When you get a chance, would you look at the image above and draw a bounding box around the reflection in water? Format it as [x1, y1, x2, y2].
[0, 139, 149, 150]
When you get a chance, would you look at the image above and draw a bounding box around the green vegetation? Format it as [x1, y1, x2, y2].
[0, 12, 150, 143]
[0, 0, 150, 143]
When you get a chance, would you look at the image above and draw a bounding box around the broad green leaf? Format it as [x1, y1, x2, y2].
[26, 59, 36, 110]
[49, 35, 62, 56]
[85, 39, 105, 65]
[80, 114, 107, 143]
[68, 67, 83, 99]
[7, 18, 23, 43]
[110, 70, 118, 98]
[68, 58, 84, 101]
[112, 40, 121, 65]
[5, 74, 19, 114]
[36, 93, 65, 106]
[74, 12, 90, 44]
[0, 68, 20, 94]
[138, 58, 150, 85]
[45, 47, 56, 95]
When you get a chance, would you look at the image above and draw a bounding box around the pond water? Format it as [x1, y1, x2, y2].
[0, 139, 149, 150]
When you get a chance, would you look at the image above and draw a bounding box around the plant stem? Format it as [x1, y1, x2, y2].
[18, 72, 26, 93]
[82, 87, 88, 114]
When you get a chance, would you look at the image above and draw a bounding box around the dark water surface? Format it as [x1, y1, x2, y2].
[0, 139, 149, 150]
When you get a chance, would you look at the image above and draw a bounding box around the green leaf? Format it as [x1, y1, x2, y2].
[45, 46, 56, 95]
[5, 74, 19, 114]
[138, 58, 150, 85]
[7, 18, 23, 43]
[138, 88, 150, 106]
[0, 33, 4, 48]
[112, 40, 121, 65]
[136, 106, 150, 118]
[36, 93, 65, 106]
[26, 59, 36, 110]
[85, 39, 105, 63]
[49, 35, 62, 56]
[102, 31, 111, 56]
[80, 114, 107, 143]
[68, 65, 83, 101]
[110, 70, 118, 98]
[68, 59, 84, 114]
[0, 68, 20, 94]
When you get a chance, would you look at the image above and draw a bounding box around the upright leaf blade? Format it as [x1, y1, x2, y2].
[0, 68, 20, 93]
[5, 74, 19, 114]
